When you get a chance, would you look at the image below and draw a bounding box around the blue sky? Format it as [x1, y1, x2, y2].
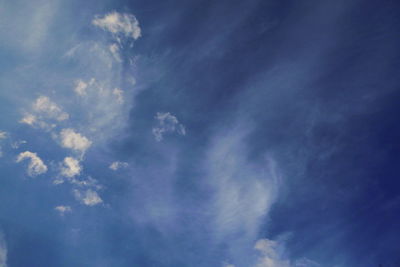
[0, 0, 400, 266]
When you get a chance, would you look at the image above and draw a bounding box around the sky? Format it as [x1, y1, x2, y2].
[0, 0, 399, 266]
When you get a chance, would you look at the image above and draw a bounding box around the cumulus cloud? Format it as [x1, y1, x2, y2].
[152, 112, 186, 141]
[73, 189, 102, 206]
[19, 114, 37, 126]
[19, 96, 68, 130]
[0, 232, 7, 267]
[60, 128, 92, 154]
[92, 12, 141, 40]
[33, 96, 69, 121]
[16, 151, 47, 176]
[109, 161, 128, 170]
[60, 157, 81, 178]
[55, 205, 72, 216]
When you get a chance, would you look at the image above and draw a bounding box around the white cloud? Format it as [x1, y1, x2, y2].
[74, 80, 88, 96]
[16, 151, 47, 176]
[0, 231, 7, 267]
[73, 189, 102, 206]
[109, 161, 128, 170]
[33, 96, 69, 121]
[254, 239, 290, 267]
[92, 12, 141, 40]
[19, 113, 37, 126]
[60, 157, 81, 178]
[60, 128, 92, 154]
[113, 88, 124, 104]
[55, 205, 72, 216]
[0, 132, 6, 140]
[74, 78, 95, 96]
[152, 112, 186, 141]
[19, 96, 68, 130]
[109, 43, 122, 62]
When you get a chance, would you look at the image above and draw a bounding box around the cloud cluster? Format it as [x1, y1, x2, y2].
[92, 12, 141, 40]
[16, 151, 47, 176]
[20, 96, 69, 130]
[152, 112, 186, 141]
[73, 189, 102, 206]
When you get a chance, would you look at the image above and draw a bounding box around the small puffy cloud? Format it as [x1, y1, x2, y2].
[152, 112, 186, 141]
[113, 88, 124, 103]
[16, 151, 47, 176]
[33, 96, 69, 121]
[0, 231, 7, 267]
[60, 128, 92, 154]
[74, 78, 95, 96]
[254, 239, 290, 267]
[0, 131, 7, 140]
[55, 205, 72, 216]
[19, 113, 37, 125]
[92, 12, 141, 40]
[109, 161, 128, 171]
[73, 189, 102, 206]
[60, 157, 81, 178]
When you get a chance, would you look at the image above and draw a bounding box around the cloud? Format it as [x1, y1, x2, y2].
[33, 96, 69, 121]
[112, 88, 124, 103]
[73, 189, 102, 206]
[19, 114, 37, 126]
[60, 128, 92, 154]
[92, 12, 141, 40]
[152, 112, 186, 141]
[54, 205, 72, 216]
[254, 239, 290, 267]
[109, 43, 122, 62]
[0, 232, 7, 267]
[109, 161, 128, 171]
[60, 157, 81, 178]
[0, 132, 6, 140]
[11, 140, 27, 149]
[293, 258, 321, 267]
[16, 151, 47, 176]
[19, 96, 68, 130]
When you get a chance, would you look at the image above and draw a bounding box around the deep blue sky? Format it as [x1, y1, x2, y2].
[0, 0, 400, 266]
